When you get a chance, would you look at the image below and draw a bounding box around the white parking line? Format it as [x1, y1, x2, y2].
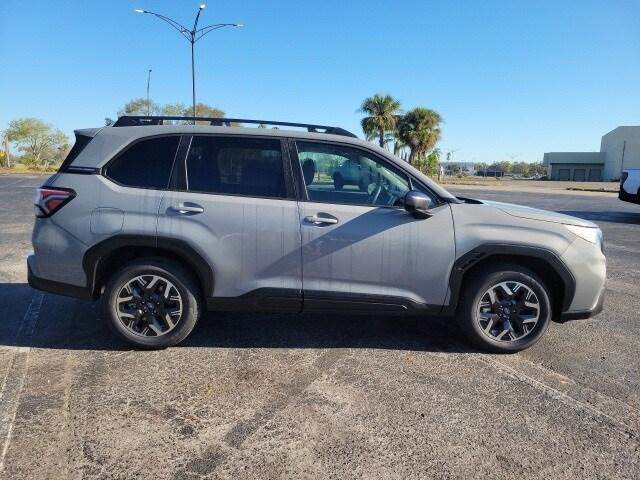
[0, 291, 44, 471]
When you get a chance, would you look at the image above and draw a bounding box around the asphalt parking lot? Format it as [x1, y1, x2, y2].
[1, 174, 639, 479]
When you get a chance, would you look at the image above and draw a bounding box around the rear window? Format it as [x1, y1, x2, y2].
[185, 136, 286, 198]
[106, 136, 180, 189]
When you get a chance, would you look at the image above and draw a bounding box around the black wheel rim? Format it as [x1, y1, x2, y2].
[114, 274, 183, 338]
[476, 281, 540, 342]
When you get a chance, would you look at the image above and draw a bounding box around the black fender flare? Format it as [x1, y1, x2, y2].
[82, 234, 214, 298]
[442, 244, 576, 316]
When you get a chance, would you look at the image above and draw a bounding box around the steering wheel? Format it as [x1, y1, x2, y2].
[367, 181, 389, 205]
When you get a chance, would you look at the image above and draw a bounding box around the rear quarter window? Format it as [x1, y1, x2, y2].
[106, 136, 180, 189]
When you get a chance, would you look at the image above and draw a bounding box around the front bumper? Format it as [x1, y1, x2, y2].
[557, 283, 605, 322]
[619, 188, 640, 204]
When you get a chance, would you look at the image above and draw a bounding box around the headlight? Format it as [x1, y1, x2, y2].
[565, 224, 603, 249]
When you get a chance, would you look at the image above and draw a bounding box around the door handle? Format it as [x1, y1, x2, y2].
[304, 214, 339, 225]
[171, 204, 204, 214]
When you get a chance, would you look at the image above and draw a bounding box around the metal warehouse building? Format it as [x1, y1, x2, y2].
[543, 126, 640, 181]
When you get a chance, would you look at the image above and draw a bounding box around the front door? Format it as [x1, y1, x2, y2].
[293, 140, 455, 312]
[157, 135, 302, 310]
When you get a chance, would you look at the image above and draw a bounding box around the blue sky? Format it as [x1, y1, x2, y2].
[1, 0, 638, 163]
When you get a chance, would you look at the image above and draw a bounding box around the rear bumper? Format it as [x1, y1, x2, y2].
[27, 255, 93, 300]
[557, 284, 605, 322]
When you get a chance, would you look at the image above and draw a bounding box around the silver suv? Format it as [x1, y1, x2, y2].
[28, 116, 606, 352]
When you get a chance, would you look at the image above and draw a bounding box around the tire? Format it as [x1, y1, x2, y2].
[102, 258, 202, 349]
[333, 173, 344, 190]
[456, 263, 551, 353]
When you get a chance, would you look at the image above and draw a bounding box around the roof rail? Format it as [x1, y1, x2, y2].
[112, 116, 358, 138]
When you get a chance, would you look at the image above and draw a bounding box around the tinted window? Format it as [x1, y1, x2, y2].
[296, 141, 411, 207]
[186, 136, 286, 198]
[106, 136, 180, 189]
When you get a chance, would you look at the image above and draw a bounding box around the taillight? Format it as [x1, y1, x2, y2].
[34, 187, 76, 218]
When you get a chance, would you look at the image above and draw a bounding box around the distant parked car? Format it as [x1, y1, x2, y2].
[619, 169, 640, 204]
[333, 158, 371, 191]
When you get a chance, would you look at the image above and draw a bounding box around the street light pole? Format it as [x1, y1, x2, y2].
[190, 5, 203, 119]
[191, 40, 196, 118]
[146, 69, 152, 115]
[135, 5, 243, 121]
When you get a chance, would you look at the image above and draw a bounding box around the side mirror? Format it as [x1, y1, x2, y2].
[404, 190, 433, 218]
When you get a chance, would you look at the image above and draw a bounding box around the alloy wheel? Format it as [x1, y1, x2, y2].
[115, 274, 183, 337]
[476, 281, 540, 342]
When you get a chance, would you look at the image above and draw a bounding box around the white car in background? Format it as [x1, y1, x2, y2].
[333, 158, 370, 191]
[619, 169, 640, 204]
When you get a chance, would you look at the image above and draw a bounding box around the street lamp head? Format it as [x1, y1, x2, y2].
[234, 23, 244, 27]
[134, 9, 145, 13]
[199, 4, 206, 9]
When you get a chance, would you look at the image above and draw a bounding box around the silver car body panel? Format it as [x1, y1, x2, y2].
[157, 191, 302, 298]
[560, 238, 607, 312]
[480, 200, 597, 228]
[450, 202, 575, 259]
[31, 172, 162, 287]
[298, 202, 455, 305]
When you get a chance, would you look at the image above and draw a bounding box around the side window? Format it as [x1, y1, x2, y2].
[296, 141, 411, 207]
[186, 136, 286, 198]
[106, 136, 180, 189]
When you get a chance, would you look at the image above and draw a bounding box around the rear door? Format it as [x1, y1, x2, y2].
[292, 140, 455, 312]
[157, 134, 302, 310]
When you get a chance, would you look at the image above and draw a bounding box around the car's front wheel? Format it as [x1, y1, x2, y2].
[102, 258, 202, 349]
[457, 264, 552, 353]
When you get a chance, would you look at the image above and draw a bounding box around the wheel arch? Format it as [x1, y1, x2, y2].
[83, 235, 214, 299]
[444, 244, 575, 320]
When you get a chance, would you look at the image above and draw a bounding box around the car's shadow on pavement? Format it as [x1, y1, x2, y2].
[0, 283, 476, 354]
[558, 210, 640, 225]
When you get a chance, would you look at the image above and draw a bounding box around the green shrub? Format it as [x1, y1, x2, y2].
[22, 157, 40, 169]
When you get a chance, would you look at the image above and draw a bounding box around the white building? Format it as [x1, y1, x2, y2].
[543, 126, 640, 181]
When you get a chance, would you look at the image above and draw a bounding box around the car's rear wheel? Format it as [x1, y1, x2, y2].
[457, 264, 551, 353]
[102, 258, 202, 349]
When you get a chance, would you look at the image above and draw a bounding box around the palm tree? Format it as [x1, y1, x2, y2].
[397, 108, 442, 165]
[359, 94, 401, 148]
[393, 133, 407, 158]
[365, 130, 395, 148]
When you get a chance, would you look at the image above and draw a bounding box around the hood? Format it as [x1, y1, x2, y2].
[477, 199, 598, 228]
